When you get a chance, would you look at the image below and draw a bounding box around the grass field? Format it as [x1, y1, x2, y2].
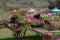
[0, 28, 42, 40]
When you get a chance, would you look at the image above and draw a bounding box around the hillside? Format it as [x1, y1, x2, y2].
[0, 0, 55, 8]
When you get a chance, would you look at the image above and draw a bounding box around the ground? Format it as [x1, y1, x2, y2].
[0, 28, 43, 40]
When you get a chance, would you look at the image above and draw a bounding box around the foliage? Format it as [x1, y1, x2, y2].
[40, 14, 52, 22]
[11, 15, 18, 19]
[9, 14, 18, 23]
[44, 16, 52, 22]
[56, 0, 60, 9]
[30, 22, 36, 28]
[48, 0, 60, 10]
[48, 2, 55, 10]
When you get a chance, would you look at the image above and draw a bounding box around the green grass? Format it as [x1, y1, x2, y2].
[6, 3, 18, 7]
[0, 28, 42, 40]
[0, 28, 12, 39]
[0, 14, 8, 20]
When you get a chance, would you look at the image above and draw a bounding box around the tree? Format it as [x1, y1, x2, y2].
[48, 2, 55, 10]
[48, 0, 60, 10]
[56, 0, 60, 9]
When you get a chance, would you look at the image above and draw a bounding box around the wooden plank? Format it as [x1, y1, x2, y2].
[50, 30, 60, 33]
[31, 28, 53, 35]
[31, 28, 60, 36]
